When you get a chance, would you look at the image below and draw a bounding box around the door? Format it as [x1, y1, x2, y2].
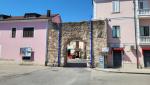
[113, 51, 122, 68]
[143, 50, 150, 68]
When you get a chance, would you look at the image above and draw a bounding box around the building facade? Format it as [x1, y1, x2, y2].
[135, 0, 150, 68]
[93, 0, 150, 68]
[0, 11, 61, 65]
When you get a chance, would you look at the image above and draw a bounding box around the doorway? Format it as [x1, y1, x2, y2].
[143, 50, 150, 68]
[113, 50, 122, 68]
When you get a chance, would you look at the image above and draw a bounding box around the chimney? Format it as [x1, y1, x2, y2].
[47, 10, 51, 17]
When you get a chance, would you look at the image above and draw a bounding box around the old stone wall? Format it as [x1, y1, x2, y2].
[92, 21, 107, 66]
[48, 20, 107, 67]
[47, 23, 59, 66]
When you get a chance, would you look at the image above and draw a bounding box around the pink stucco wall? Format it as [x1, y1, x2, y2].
[94, 0, 134, 19]
[0, 19, 48, 65]
[94, 0, 135, 43]
[107, 19, 135, 44]
[94, 0, 137, 67]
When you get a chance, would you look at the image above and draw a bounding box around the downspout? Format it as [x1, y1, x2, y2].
[133, 0, 140, 69]
[45, 10, 52, 66]
[45, 20, 50, 66]
[57, 23, 62, 67]
[90, 0, 94, 68]
[89, 20, 94, 68]
[45, 22, 49, 66]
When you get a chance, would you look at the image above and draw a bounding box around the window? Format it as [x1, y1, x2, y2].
[112, 0, 120, 13]
[140, 26, 150, 36]
[12, 28, 16, 38]
[23, 27, 34, 37]
[112, 26, 120, 38]
[139, 1, 144, 9]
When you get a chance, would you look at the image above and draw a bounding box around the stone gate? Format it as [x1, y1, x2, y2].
[48, 20, 107, 67]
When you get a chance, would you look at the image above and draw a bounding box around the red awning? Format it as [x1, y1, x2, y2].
[142, 48, 150, 51]
[113, 48, 124, 51]
[142, 48, 150, 54]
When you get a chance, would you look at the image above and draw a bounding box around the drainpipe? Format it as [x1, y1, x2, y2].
[89, 20, 94, 68]
[45, 25, 49, 66]
[58, 23, 62, 67]
[133, 0, 140, 69]
[89, 0, 94, 68]
[45, 10, 51, 66]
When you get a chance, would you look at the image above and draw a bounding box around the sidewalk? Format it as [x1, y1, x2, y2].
[94, 68, 150, 75]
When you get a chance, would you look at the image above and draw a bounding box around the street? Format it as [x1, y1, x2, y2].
[0, 66, 149, 85]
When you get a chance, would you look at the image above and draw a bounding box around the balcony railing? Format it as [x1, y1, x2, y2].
[138, 9, 150, 16]
[140, 36, 150, 44]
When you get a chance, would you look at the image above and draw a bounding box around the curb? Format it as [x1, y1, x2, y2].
[93, 68, 150, 75]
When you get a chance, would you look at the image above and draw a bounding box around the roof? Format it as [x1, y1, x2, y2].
[24, 13, 41, 18]
[0, 14, 61, 24]
[0, 14, 11, 19]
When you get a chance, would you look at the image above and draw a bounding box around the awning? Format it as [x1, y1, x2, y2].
[142, 48, 150, 51]
[142, 48, 150, 54]
[112, 48, 124, 51]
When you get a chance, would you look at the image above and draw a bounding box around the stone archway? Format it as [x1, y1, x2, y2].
[48, 20, 107, 67]
[62, 37, 87, 66]
[60, 22, 90, 67]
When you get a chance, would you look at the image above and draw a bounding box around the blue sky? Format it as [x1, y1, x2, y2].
[0, 0, 92, 22]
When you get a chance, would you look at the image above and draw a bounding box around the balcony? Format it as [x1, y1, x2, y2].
[138, 9, 150, 16]
[140, 36, 150, 44]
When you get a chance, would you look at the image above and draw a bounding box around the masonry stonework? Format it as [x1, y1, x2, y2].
[48, 20, 107, 67]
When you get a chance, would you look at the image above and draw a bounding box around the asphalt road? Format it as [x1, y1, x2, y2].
[0, 67, 149, 85]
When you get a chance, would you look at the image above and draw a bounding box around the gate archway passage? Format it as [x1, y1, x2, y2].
[48, 20, 107, 67]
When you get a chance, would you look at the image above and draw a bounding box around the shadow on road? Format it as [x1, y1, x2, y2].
[64, 63, 87, 68]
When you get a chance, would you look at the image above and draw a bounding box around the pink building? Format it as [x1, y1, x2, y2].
[93, 0, 150, 68]
[136, 0, 150, 68]
[0, 10, 61, 65]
